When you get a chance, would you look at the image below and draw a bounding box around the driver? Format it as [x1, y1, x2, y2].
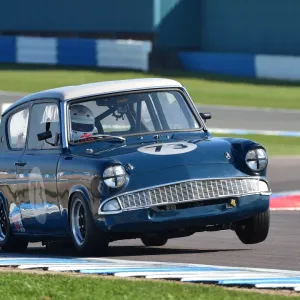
[70, 104, 97, 141]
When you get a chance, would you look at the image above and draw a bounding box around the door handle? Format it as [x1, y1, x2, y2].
[14, 161, 26, 167]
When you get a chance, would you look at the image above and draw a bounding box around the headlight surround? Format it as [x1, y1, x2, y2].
[103, 165, 126, 188]
[245, 148, 268, 172]
[101, 198, 121, 212]
[258, 180, 270, 193]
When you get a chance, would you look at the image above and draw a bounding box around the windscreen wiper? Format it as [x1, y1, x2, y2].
[73, 134, 126, 143]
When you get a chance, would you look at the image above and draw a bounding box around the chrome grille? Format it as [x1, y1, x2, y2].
[118, 178, 260, 210]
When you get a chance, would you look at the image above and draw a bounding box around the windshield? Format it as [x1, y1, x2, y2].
[68, 90, 201, 143]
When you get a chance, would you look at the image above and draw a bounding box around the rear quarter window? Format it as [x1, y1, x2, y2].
[7, 108, 29, 149]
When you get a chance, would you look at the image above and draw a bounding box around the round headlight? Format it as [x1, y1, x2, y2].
[245, 149, 268, 172]
[103, 165, 126, 188]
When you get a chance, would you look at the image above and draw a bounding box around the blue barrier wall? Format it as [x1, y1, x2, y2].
[0, 35, 152, 72]
[179, 52, 256, 77]
[57, 38, 97, 66]
[0, 36, 15, 63]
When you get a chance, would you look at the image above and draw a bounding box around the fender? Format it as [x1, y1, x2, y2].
[68, 185, 93, 208]
[61, 185, 93, 234]
[222, 137, 268, 177]
[0, 191, 9, 215]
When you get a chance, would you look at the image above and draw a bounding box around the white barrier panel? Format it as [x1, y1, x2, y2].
[96, 39, 152, 72]
[255, 55, 300, 81]
[16, 37, 57, 64]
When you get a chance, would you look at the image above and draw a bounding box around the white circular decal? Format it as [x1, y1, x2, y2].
[138, 142, 196, 155]
[28, 167, 47, 224]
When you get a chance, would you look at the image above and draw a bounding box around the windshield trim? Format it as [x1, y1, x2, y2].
[66, 88, 206, 145]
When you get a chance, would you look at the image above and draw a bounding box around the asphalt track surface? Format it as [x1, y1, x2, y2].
[0, 91, 299, 271]
[200, 104, 300, 131]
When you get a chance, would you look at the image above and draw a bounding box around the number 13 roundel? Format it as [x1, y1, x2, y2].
[137, 142, 196, 155]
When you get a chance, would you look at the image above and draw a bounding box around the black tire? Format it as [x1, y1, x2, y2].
[0, 201, 28, 252]
[69, 193, 109, 256]
[235, 209, 270, 244]
[141, 236, 168, 247]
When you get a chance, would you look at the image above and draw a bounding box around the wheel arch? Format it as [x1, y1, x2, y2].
[0, 190, 9, 214]
[67, 185, 93, 225]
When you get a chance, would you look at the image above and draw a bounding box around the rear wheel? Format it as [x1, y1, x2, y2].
[141, 235, 168, 247]
[70, 193, 109, 256]
[235, 209, 270, 244]
[0, 201, 28, 252]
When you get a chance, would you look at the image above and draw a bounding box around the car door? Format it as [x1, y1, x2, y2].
[0, 105, 29, 234]
[17, 100, 65, 235]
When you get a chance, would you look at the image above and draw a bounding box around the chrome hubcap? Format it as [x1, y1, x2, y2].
[71, 198, 86, 246]
[0, 202, 7, 242]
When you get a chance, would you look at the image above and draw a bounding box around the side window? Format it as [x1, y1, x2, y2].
[133, 101, 155, 131]
[28, 103, 60, 150]
[7, 108, 29, 149]
[157, 92, 199, 130]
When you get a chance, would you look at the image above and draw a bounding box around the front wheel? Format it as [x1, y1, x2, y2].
[70, 193, 109, 256]
[0, 201, 28, 252]
[235, 209, 270, 244]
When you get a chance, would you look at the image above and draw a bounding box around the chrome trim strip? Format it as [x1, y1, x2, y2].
[99, 197, 123, 215]
[182, 86, 208, 131]
[60, 101, 69, 149]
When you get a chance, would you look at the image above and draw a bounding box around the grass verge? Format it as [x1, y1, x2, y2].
[212, 133, 300, 156]
[0, 271, 299, 300]
[1, 64, 300, 109]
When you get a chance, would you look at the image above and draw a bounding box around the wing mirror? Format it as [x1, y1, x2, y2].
[200, 112, 211, 122]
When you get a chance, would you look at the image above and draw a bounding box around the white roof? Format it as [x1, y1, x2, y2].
[7, 78, 183, 114]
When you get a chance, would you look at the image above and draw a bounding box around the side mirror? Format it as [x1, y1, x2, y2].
[200, 112, 211, 122]
[37, 131, 52, 141]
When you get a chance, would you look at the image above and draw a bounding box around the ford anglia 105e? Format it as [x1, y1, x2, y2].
[0, 78, 271, 255]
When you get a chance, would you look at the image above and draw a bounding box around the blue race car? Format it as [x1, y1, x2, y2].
[0, 78, 271, 255]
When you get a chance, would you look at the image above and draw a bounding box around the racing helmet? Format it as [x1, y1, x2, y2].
[70, 104, 96, 141]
